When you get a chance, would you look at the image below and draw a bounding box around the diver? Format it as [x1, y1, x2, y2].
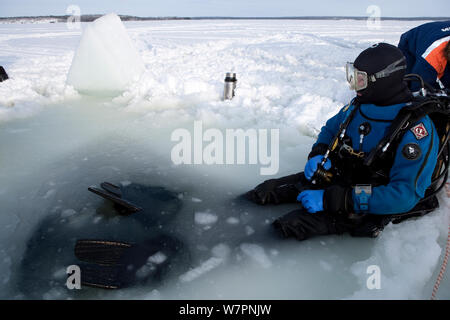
[246, 42, 448, 241]
[398, 20, 450, 91]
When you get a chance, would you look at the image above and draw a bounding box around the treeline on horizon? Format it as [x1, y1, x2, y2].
[0, 14, 449, 22]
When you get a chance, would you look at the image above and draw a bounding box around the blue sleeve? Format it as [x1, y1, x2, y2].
[397, 23, 449, 90]
[353, 116, 439, 214]
[409, 58, 439, 90]
[441, 65, 450, 88]
[313, 106, 348, 148]
[398, 30, 417, 73]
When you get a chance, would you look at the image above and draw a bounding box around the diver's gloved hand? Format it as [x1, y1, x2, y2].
[304, 155, 331, 181]
[297, 190, 324, 213]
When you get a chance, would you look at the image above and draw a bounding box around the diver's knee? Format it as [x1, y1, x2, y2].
[272, 210, 310, 241]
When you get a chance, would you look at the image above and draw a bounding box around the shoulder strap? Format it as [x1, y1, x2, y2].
[327, 99, 359, 154]
[363, 97, 446, 167]
[363, 106, 413, 167]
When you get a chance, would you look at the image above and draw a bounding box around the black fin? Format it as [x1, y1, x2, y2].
[79, 263, 122, 289]
[88, 186, 142, 214]
[75, 239, 132, 266]
[100, 182, 122, 198]
[74, 236, 181, 289]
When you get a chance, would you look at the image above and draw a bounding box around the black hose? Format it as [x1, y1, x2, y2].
[404, 73, 425, 90]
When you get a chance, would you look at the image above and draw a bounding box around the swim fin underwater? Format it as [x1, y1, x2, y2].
[71, 182, 284, 291]
[88, 182, 143, 214]
[18, 182, 191, 297]
[74, 235, 185, 289]
[91, 181, 183, 228]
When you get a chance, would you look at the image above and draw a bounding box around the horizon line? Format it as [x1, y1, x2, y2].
[0, 14, 449, 20]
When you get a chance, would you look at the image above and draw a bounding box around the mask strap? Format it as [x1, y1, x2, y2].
[371, 57, 407, 81]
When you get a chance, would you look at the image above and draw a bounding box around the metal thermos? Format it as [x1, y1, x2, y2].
[223, 73, 237, 100]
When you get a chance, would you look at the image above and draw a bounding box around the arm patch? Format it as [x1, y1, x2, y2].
[410, 122, 428, 140]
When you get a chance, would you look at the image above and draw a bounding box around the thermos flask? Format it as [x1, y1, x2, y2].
[223, 72, 237, 100]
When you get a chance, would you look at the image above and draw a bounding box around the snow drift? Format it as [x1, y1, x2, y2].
[66, 13, 145, 95]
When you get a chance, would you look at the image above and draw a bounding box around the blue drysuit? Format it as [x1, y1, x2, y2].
[398, 20, 450, 90]
[314, 103, 439, 215]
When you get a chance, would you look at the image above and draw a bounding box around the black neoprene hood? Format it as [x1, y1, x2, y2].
[353, 42, 412, 106]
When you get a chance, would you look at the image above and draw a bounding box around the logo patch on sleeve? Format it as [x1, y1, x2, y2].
[410, 123, 428, 140]
[402, 143, 422, 160]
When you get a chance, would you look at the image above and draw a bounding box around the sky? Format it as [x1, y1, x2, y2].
[0, 0, 449, 18]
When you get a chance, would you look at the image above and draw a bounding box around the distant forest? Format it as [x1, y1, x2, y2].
[0, 15, 449, 23]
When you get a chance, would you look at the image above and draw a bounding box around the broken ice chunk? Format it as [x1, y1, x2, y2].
[194, 211, 218, 225]
[66, 13, 145, 95]
[240, 243, 272, 269]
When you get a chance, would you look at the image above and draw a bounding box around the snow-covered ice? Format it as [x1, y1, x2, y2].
[0, 18, 448, 299]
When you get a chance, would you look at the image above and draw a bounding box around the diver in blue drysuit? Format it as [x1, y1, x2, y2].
[245, 43, 440, 240]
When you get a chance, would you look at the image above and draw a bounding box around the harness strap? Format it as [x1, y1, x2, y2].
[312, 100, 360, 185]
[363, 106, 414, 167]
[360, 96, 450, 209]
[363, 97, 447, 167]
